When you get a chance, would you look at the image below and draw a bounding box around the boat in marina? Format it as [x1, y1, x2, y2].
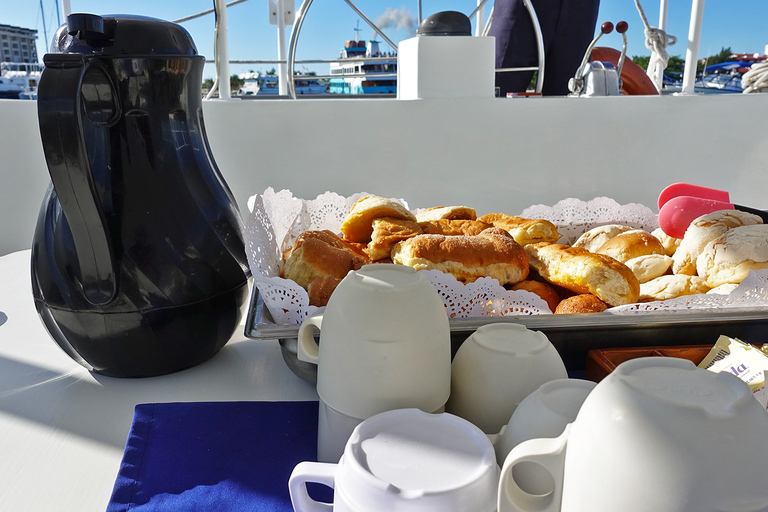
[328, 36, 397, 95]
[0, 61, 43, 99]
[1, 0, 768, 510]
[238, 71, 328, 96]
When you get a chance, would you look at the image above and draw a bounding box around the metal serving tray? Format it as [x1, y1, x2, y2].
[244, 286, 768, 384]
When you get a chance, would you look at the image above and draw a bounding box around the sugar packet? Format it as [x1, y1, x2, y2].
[698, 335, 768, 410]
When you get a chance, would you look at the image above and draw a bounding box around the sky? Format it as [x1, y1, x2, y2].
[2, 0, 767, 81]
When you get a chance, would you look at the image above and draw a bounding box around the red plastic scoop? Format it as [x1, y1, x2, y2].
[657, 183, 730, 210]
[659, 195, 768, 239]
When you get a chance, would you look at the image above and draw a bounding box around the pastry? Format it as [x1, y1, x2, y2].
[391, 228, 529, 286]
[511, 280, 561, 312]
[340, 195, 416, 243]
[595, 230, 665, 263]
[415, 205, 477, 222]
[696, 224, 768, 288]
[477, 213, 559, 246]
[651, 227, 681, 256]
[624, 254, 673, 283]
[419, 219, 491, 236]
[672, 210, 762, 275]
[282, 230, 368, 302]
[639, 275, 710, 302]
[707, 283, 739, 295]
[368, 217, 423, 261]
[572, 224, 634, 252]
[554, 294, 608, 314]
[524, 242, 640, 306]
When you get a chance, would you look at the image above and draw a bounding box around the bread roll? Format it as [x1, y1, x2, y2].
[651, 227, 680, 256]
[572, 224, 634, 252]
[416, 206, 477, 222]
[554, 294, 608, 314]
[672, 210, 762, 275]
[707, 283, 739, 295]
[511, 280, 561, 312]
[477, 213, 559, 246]
[340, 195, 416, 243]
[391, 228, 529, 286]
[596, 231, 665, 264]
[282, 230, 368, 301]
[696, 224, 768, 287]
[624, 254, 673, 283]
[368, 217, 423, 261]
[639, 275, 710, 302]
[419, 219, 491, 236]
[524, 243, 640, 306]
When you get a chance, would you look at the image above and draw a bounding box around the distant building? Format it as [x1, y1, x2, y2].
[0, 24, 39, 63]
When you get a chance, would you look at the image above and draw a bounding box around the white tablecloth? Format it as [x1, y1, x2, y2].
[0, 250, 318, 511]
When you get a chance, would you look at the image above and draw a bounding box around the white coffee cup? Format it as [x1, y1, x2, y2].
[494, 378, 595, 466]
[447, 323, 567, 434]
[497, 357, 768, 512]
[289, 408, 500, 512]
[297, 264, 451, 462]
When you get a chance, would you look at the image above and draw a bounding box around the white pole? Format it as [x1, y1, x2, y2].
[215, 0, 232, 99]
[651, 0, 669, 87]
[474, 0, 485, 37]
[62, 0, 71, 18]
[681, 0, 705, 95]
[277, 0, 288, 95]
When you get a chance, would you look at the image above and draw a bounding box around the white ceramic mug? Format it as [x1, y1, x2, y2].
[447, 323, 568, 434]
[497, 357, 768, 512]
[289, 409, 500, 512]
[494, 378, 595, 466]
[297, 264, 451, 462]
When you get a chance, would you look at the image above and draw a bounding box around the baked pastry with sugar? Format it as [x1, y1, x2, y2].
[416, 206, 477, 222]
[368, 217, 423, 261]
[696, 224, 768, 288]
[554, 294, 608, 314]
[624, 254, 673, 283]
[672, 210, 762, 275]
[391, 227, 529, 286]
[511, 280, 561, 312]
[639, 274, 710, 302]
[419, 219, 491, 236]
[572, 224, 634, 252]
[282, 230, 368, 304]
[477, 213, 559, 246]
[340, 195, 416, 243]
[651, 227, 681, 256]
[596, 230, 666, 264]
[524, 243, 640, 306]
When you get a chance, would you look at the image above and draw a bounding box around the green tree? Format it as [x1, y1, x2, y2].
[230, 74, 244, 93]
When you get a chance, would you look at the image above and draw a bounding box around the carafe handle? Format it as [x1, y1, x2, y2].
[37, 53, 118, 305]
[297, 314, 323, 364]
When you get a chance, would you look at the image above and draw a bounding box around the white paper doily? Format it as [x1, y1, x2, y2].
[245, 189, 767, 326]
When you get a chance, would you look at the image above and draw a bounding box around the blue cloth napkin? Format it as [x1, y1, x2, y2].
[107, 401, 331, 511]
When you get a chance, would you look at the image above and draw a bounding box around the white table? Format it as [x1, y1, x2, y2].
[0, 250, 318, 511]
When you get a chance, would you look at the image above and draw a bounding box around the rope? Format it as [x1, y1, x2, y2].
[742, 61, 768, 93]
[633, 0, 677, 72]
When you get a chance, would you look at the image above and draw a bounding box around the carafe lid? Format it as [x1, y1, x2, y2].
[50, 13, 198, 57]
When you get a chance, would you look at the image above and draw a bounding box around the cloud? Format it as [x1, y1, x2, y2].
[376, 6, 417, 36]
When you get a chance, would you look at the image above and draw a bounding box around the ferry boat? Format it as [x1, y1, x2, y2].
[0, 62, 43, 99]
[328, 37, 397, 95]
[238, 71, 327, 96]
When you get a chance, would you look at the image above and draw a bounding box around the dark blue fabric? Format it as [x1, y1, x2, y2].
[107, 401, 330, 511]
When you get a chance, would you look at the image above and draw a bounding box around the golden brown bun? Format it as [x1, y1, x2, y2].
[639, 275, 710, 302]
[511, 280, 561, 312]
[595, 230, 665, 264]
[368, 217, 423, 261]
[554, 294, 608, 314]
[572, 224, 634, 252]
[418, 219, 491, 236]
[651, 227, 681, 256]
[672, 210, 762, 275]
[696, 224, 768, 287]
[340, 195, 416, 243]
[624, 254, 673, 283]
[306, 276, 342, 307]
[282, 230, 368, 303]
[477, 213, 559, 246]
[416, 206, 477, 222]
[524, 243, 640, 306]
[391, 228, 529, 286]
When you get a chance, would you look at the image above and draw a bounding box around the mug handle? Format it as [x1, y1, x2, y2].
[289, 461, 336, 512]
[297, 314, 323, 364]
[497, 424, 570, 512]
